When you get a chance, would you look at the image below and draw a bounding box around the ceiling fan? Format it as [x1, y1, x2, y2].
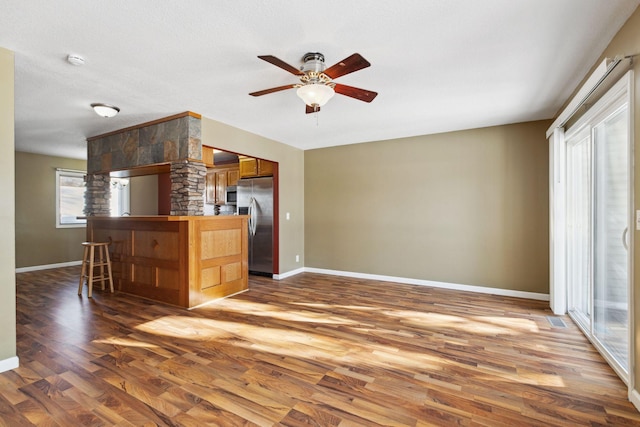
[249, 52, 378, 114]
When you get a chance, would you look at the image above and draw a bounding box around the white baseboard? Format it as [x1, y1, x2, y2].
[630, 388, 640, 412]
[282, 267, 549, 301]
[0, 356, 19, 374]
[17, 262, 550, 301]
[273, 267, 305, 280]
[16, 260, 82, 273]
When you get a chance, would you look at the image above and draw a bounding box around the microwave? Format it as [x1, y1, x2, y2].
[226, 185, 237, 205]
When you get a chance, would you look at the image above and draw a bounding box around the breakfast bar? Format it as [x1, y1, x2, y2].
[86, 215, 249, 308]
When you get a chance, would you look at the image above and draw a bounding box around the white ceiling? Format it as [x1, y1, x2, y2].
[1, 0, 638, 160]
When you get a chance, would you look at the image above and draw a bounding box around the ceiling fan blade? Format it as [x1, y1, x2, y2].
[249, 84, 296, 97]
[258, 55, 304, 76]
[334, 83, 378, 103]
[306, 104, 320, 114]
[324, 53, 371, 79]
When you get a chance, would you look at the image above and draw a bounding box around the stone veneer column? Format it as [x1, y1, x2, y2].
[170, 160, 206, 216]
[87, 112, 205, 216]
[84, 173, 111, 216]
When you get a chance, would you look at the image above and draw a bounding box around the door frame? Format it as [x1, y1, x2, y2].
[560, 70, 635, 387]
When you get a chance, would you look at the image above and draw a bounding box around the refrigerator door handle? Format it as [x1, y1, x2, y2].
[252, 198, 258, 236]
[249, 197, 258, 236]
[248, 197, 253, 236]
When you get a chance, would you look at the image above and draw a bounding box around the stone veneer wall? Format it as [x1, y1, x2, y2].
[86, 113, 204, 216]
[170, 161, 206, 216]
[87, 115, 202, 173]
[84, 173, 111, 216]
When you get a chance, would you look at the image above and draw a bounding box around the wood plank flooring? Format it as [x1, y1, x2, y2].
[2, 266, 640, 426]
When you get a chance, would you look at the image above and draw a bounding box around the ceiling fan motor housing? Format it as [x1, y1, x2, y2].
[300, 52, 326, 73]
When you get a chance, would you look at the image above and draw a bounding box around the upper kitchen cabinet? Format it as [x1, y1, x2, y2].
[227, 169, 239, 186]
[239, 156, 274, 178]
[202, 145, 215, 167]
[205, 170, 216, 204]
[215, 170, 227, 204]
[206, 164, 239, 205]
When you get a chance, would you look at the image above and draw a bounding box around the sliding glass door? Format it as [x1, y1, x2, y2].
[566, 129, 591, 328]
[593, 105, 629, 369]
[565, 74, 631, 382]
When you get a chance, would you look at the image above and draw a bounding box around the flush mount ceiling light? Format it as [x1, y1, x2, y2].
[91, 103, 120, 118]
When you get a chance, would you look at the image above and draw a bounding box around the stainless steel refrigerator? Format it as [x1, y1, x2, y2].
[237, 176, 273, 276]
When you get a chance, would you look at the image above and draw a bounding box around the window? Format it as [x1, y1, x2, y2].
[56, 169, 86, 228]
[110, 178, 130, 216]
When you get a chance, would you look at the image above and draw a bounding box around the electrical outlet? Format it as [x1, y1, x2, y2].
[295, 255, 299, 263]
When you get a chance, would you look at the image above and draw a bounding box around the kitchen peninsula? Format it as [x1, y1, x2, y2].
[84, 112, 249, 308]
[86, 215, 248, 308]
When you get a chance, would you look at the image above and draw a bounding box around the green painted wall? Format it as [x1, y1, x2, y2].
[15, 152, 86, 268]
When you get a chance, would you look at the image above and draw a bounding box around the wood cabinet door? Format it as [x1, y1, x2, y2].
[215, 171, 227, 204]
[239, 157, 257, 177]
[257, 159, 274, 176]
[202, 145, 214, 167]
[205, 171, 216, 204]
[227, 169, 240, 186]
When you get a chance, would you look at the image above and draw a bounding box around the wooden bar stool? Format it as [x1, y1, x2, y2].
[78, 242, 114, 297]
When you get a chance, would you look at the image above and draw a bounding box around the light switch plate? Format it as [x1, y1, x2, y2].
[636, 210, 640, 231]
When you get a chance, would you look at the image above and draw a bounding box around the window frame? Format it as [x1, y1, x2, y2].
[55, 168, 86, 228]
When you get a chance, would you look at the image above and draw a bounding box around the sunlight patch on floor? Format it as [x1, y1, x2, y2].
[516, 370, 566, 387]
[131, 314, 453, 372]
[382, 310, 539, 335]
[93, 337, 159, 348]
[478, 316, 540, 333]
[212, 299, 360, 325]
[473, 367, 567, 388]
[291, 302, 380, 311]
[124, 303, 563, 390]
[135, 316, 232, 341]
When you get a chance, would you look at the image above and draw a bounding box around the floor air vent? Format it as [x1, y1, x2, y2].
[547, 316, 567, 328]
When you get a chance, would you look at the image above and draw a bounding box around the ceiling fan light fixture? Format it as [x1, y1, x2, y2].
[91, 103, 120, 118]
[296, 83, 334, 108]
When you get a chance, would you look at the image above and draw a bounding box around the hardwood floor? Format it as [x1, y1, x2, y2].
[2, 266, 640, 426]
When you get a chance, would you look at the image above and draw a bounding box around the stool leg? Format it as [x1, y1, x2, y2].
[87, 245, 95, 298]
[98, 245, 106, 291]
[104, 246, 114, 293]
[78, 246, 89, 295]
